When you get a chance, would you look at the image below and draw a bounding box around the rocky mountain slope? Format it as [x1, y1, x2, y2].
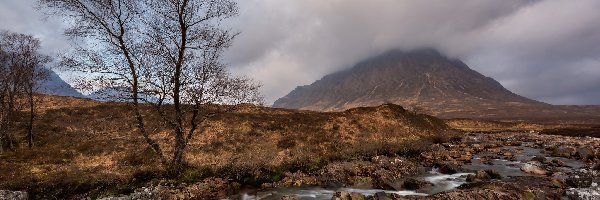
[274, 49, 600, 120]
[38, 69, 84, 98]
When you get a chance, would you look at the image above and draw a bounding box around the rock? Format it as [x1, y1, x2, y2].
[566, 178, 592, 189]
[278, 172, 319, 187]
[566, 171, 595, 188]
[531, 155, 547, 163]
[487, 148, 501, 154]
[332, 191, 366, 200]
[546, 159, 566, 167]
[282, 195, 300, 200]
[552, 172, 568, 182]
[422, 176, 564, 199]
[566, 187, 600, 200]
[475, 170, 491, 180]
[380, 179, 403, 191]
[456, 154, 473, 162]
[521, 161, 550, 175]
[435, 162, 460, 174]
[593, 163, 600, 171]
[467, 170, 502, 182]
[402, 178, 432, 190]
[99, 178, 236, 200]
[551, 146, 576, 158]
[351, 176, 374, 188]
[0, 191, 28, 200]
[373, 192, 390, 200]
[466, 174, 477, 182]
[504, 141, 522, 146]
[550, 178, 564, 188]
[484, 170, 502, 179]
[577, 147, 596, 160]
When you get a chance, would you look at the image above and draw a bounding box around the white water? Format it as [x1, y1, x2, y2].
[235, 144, 598, 199]
[421, 168, 473, 194]
[239, 188, 427, 200]
[235, 169, 469, 200]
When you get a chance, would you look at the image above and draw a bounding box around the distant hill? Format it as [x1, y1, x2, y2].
[38, 69, 84, 98]
[87, 86, 158, 103]
[86, 87, 128, 102]
[274, 49, 600, 121]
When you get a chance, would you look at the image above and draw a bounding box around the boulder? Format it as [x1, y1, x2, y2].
[332, 191, 366, 200]
[282, 195, 300, 200]
[521, 161, 550, 175]
[577, 147, 596, 160]
[551, 146, 576, 158]
[565, 170, 598, 188]
[487, 148, 501, 154]
[566, 186, 600, 200]
[546, 159, 566, 167]
[467, 170, 502, 182]
[435, 162, 460, 174]
[531, 155, 547, 163]
[402, 178, 432, 190]
[566, 177, 593, 189]
[372, 192, 391, 200]
[593, 163, 600, 171]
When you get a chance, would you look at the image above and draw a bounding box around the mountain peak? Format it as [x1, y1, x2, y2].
[273, 48, 544, 118]
[38, 69, 84, 98]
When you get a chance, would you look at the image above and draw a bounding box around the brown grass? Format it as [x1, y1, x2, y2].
[444, 118, 598, 133]
[0, 96, 448, 198]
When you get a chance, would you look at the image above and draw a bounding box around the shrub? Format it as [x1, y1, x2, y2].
[427, 132, 463, 144]
[277, 137, 296, 149]
[396, 140, 431, 158]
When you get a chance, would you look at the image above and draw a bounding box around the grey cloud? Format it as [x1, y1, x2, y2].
[226, 0, 600, 105]
[0, 0, 70, 55]
[2, 0, 599, 105]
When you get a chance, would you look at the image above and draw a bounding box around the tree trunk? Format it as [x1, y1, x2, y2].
[171, 128, 187, 173]
[27, 91, 34, 149]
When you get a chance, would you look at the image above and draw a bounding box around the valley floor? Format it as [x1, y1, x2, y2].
[0, 95, 599, 199]
[95, 132, 600, 200]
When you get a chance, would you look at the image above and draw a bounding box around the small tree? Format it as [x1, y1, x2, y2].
[0, 31, 50, 150]
[39, 0, 262, 172]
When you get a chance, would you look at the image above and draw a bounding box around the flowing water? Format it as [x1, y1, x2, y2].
[233, 169, 471, 200]
[464, 146, 585, 177]
[231, 144, 589, 200]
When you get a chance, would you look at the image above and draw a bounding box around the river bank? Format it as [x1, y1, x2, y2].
[90, 132, 599, 200]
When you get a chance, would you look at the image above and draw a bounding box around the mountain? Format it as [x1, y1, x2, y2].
[273, 49, 600, 120]
[87, 87, 159, 103]
[38, 69, 84, 98]
[86, 87, 128, 102]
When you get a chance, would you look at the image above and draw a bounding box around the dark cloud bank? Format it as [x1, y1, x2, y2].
[2, 0, 599, 105]
[226, 0, 600, 105]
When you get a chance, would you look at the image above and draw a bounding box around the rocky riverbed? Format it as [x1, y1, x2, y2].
[17, 132, 597, 200]
[231, 132, 600, 200]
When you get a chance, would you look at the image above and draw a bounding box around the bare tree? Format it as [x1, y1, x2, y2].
[0, 31, 50, 150]
[39, 0, 262, 172]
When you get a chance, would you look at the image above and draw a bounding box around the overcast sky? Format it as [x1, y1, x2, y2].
[1, 0, 599, 105]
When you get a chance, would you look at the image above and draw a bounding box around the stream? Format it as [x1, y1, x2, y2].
[231, 143, 589, 200]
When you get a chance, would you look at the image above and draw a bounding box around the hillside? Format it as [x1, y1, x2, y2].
[273, 49, 600, 121]
[38, 69, 84, 98]
[1, 95, 598, 199]
[0, 95, 447, 198]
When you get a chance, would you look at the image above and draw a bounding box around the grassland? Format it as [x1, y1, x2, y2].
[1, 95, 451, 199]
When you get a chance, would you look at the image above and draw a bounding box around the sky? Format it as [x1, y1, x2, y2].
[1, 0, 600, 105]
